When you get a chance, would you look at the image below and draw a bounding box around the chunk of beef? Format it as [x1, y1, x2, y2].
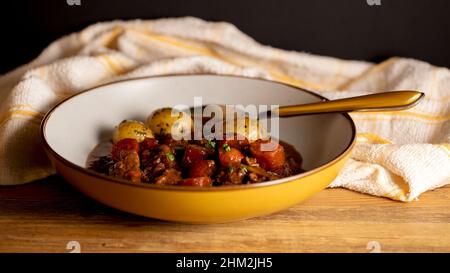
[153, 168, 182, 185]
[111, 150, 141, 183]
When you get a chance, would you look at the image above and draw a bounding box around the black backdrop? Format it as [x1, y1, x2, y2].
[1, 0, 449, 73]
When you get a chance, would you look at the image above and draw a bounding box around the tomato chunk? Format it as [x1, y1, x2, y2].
[189, 160, 216, 178]
[112, 138, 139, 161]
[218, 147, 244, 167]
[249, 140, 286, 172]
[182, 144, 210, 167]
[140, 137, 158, 151]
[178, 177, 212, 187]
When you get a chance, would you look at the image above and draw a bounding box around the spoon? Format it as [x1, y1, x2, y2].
[189, 91, 424, 119]
[268, 90, 424, 117]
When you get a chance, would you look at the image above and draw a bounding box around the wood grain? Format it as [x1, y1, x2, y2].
[0, 175, 449, 253]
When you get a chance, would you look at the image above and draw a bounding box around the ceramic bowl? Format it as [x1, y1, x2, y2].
[41, 75, 355, 223]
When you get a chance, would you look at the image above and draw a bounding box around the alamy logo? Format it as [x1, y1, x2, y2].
[366, 0, 381, 5]
[66, 241, 81, 253]
[366, 241, 382, 253]
[67, 0, 81, 6]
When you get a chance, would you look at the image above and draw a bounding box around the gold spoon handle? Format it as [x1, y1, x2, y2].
[276, 91, 424, 117]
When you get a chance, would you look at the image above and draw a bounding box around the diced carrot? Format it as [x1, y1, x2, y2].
[249, 140, 286, 172]
[219, 147, 244, 167]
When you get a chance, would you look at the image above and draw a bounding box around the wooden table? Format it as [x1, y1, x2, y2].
[1, 175, 449, 253]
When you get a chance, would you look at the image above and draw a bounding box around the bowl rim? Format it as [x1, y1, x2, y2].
[40, 74, 356, 191]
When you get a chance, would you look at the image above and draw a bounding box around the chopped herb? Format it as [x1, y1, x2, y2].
[227, 166, 234, 173]
[222, 143, 231, 152]
[206, 140, 216, 149]
[240, 166, 248, 174]
[166, 152, 175, 161]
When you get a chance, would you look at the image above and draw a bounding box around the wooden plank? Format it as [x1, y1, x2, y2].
[0, 175, 449, 253]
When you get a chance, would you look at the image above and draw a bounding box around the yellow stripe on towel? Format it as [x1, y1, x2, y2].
[98, 54, 124, 75]
[337, 57, 399, 90]
[134, 29, 325, 90]
[356, 133, 393, 144]
[103, 27, 124, 48]
[0, 109, 44, 126]
[439, 144, 450, 156]
[351, 111, 450, 122]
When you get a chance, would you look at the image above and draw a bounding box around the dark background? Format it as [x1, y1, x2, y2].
[1, 0, 449, 73]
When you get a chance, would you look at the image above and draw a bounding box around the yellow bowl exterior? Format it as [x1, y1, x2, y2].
[47, 150, 351, 223]
[41, 75, 357, 224]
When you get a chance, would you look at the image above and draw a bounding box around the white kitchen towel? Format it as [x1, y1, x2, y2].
[0, 17, 448, 201]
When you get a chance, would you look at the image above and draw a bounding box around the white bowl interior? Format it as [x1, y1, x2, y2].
[44, 75, 354, 171]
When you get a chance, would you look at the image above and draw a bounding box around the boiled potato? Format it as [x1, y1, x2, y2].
[147, 107, 192, 136]
[223, 116, 268, 142]
[112, 120, 154, 144]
